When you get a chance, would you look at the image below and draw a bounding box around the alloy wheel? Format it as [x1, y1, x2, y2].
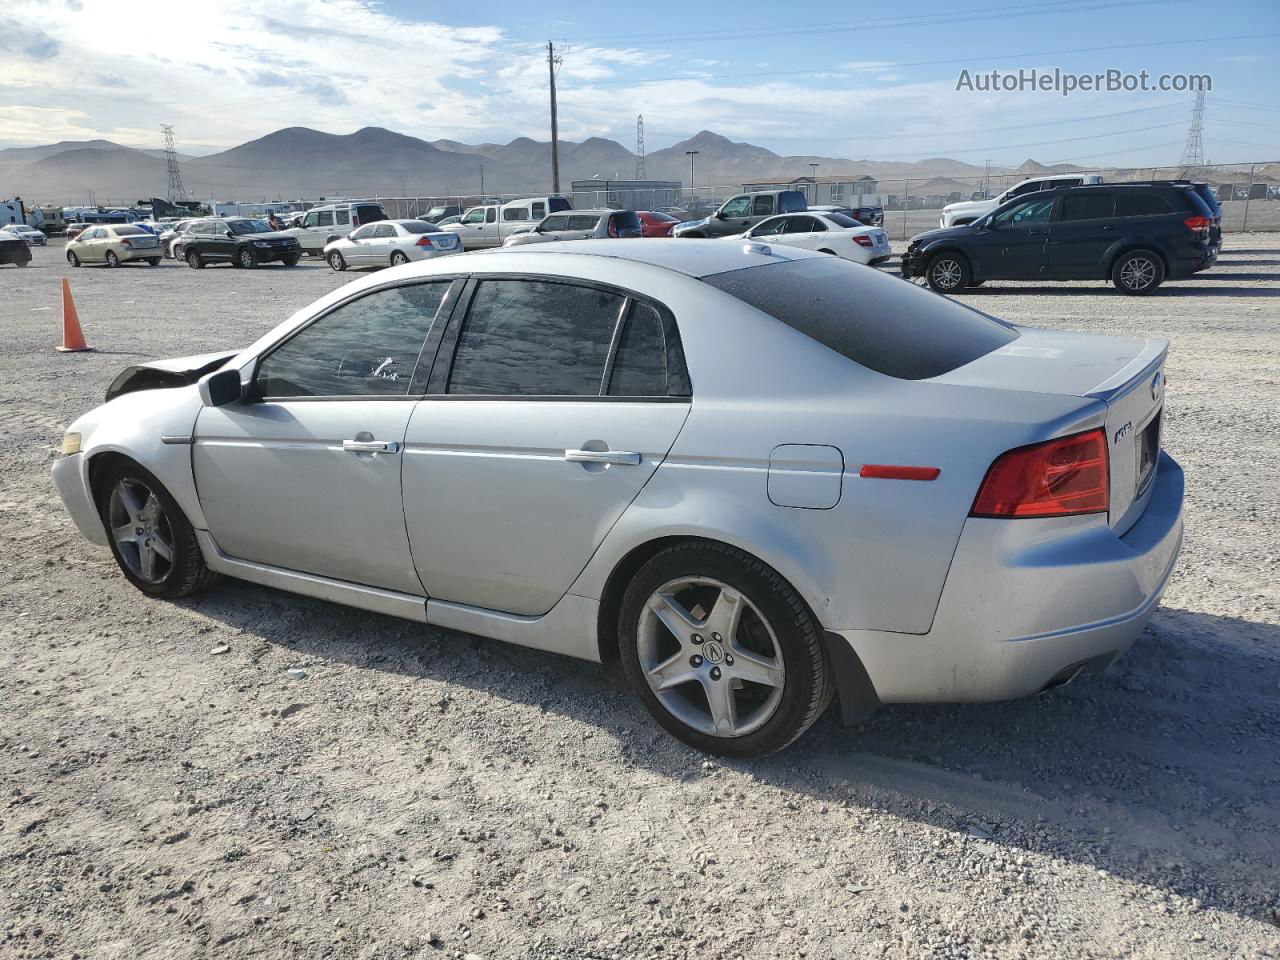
[1119, 256, 1155, 291]
[636, 576, 786, 738]
[931, 258, 963, 289]
[108, 478, 174, 584]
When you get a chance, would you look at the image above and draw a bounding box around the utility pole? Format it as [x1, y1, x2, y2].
[548, 41, 561, 194]
[686, 150, 698, 204]
[479, 160, 485, 197]
[809, 162, 819, 204]
[1179, 89, 1206, 172]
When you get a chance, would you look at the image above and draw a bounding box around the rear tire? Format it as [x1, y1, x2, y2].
[1112, 250, 1164, 295]
[618, 542, 833, 758]
[282, 255, 299, 266]
[96, 461, 218, 599]
[147, 258, 160, 266]
[105, 250, 120, 268]
[186, 249, 205, 269]
[327, 251, 346, 271]
[926, 252, 970, 293]
[390, 250, 409, 266]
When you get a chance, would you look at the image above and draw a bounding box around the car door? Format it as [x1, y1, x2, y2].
[456, 206, 487, 247]
[344, 223, 377, 261]
[745, 215, 787, 241]
[1046, 191, 1116, 278]
[209, 222, 236, 261]
[713, 195, 754, 236]
[977, 196, 1056, 278]
[192, 280, 458, 593]
[401, 278, 692, 616]
[79, 228, 103, 261]
[370, 223, 399, 261]
[784, 215, 822, 251]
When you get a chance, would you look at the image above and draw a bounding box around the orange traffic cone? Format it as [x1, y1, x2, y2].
[55, 278, 92, 353]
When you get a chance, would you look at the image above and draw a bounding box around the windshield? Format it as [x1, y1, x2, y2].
[703, 257, 1017, 380]
[228, 219, 273, 235]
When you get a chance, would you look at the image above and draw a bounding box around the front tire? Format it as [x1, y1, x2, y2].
[67, 251, 81, 267]
[1112, 250, 1164, 295]
[281, 255, 299, 266]
[96, 461, 218, 599]
[327, 251, 346, 271]
[237, 247, 257, 269]
[618, 543, 833, 757]
[926, 252, 970, 293]
[147, 258, 160, 266]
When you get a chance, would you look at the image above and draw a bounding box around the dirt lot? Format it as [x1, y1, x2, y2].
[2, 239, 1278, 960]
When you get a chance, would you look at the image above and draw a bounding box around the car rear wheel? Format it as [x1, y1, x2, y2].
[67, 251, 80, 267]
[619, 542, 833, 757]
[97, 461, 218, 599]
[186, 248, 204, 269]
[237, 247, 257, 269]
[926, 252, 970, 293]
[390, 250, 409, 266]
[105, 251, 120, 268]
[147, 258, 160, 266]
[1112, 250, 1164, 295]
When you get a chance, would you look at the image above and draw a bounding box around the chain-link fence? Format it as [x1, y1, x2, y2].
[268, 160, 1277, 242]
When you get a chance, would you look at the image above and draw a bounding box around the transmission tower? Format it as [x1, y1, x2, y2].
[635, 114, 646, 180]
[1178, 90, 1205, 171]
[162, 124, 187, 202]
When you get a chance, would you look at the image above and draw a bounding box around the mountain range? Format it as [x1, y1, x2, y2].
[1, 125, 1082, 205]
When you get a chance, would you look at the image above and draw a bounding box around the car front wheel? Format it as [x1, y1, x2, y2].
[619, 543, 833, 757]
[327, 251, 346, 271]
[1112, 250, 1164, 295]
[67, 251, 80, 267]
[237, 247, 257, 269]
[926, 252, 970, 292]
[97, 461, 218, 599]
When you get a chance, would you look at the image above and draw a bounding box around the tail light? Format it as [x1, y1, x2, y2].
[120, 238, 132, 247]
[852, 235, 874, 247]
[970, 429, 1109, 519]
[1183, 215, 1211, 236]
[352, 215, 360, 227]
[415, 235, 434, 247]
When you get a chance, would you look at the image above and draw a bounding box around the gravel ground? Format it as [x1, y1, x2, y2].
[1, 239, 1278, 960]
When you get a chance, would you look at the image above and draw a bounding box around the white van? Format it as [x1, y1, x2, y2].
[286, 200, 388, 255]
[441, 196, 571, 249]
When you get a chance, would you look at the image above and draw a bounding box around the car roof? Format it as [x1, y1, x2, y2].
[503, 237, 817, 277]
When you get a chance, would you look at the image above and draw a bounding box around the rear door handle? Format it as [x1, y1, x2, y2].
[564, 449, 641, 466]
[1027, 229, 1047, 237]
[343, 439, 400, 454]
[1101, 224, 1115, 231]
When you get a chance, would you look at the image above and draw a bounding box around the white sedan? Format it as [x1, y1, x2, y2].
[736, 211, 890, 265]
[1, 223, 48, 246]
[324, 219, 461, 271]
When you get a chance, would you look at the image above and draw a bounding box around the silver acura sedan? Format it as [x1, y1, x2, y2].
[52, 240, 1183, 756]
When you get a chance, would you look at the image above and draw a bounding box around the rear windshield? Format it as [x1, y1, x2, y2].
[648, 211, 677, 222]
[356, 204, 386, 223]
[823, 212, 862, 229]
[611, 211, 642, 229]
[113, 226, 146, 236]
[548, 197, 572, 213]
[401, 220, 443, 234]
[703, 257, 1018, 380]
[1192, 184, 1221, 214]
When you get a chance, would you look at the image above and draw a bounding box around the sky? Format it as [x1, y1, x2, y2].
[0, 0, 1277, 167]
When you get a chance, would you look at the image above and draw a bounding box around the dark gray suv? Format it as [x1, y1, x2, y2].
[673, 190, 807, 238]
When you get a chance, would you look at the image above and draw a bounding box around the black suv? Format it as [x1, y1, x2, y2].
[183, 218, 301, 269]
[0, 235, 31, 267]
[902, 184, 1216, 295]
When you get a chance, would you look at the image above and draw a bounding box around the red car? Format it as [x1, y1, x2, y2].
[636, 210, 679, 238]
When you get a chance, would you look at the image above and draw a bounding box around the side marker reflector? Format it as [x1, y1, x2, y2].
[860, 465, 940, 481]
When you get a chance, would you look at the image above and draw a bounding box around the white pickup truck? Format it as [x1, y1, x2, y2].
[441, 196, 572, 249]
[939, 173, 1104, 228]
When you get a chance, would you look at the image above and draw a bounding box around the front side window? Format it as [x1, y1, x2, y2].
[748, 216, 785, 237]
[302, 212, 319, 228]
[703, 257, 1017, 381]
[720, 195, 752, 218]
[256, 283, 450, 398]
[1059, 193, 1114, 221]
[993, 197, 1054, 228]
[752, 195, 775, 216]
[462, 208, 485, 225]
[540, 215, 570, 232]
[349, 224, 376, 240]
[447, 280, 624, 396]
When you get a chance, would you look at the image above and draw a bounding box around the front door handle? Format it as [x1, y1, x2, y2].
[343, 439, 400, 454]
[564, 449, 641, 466]
[1027, 229, 1047, 238]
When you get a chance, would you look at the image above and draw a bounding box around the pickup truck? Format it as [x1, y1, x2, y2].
[441, 196, 572, 249]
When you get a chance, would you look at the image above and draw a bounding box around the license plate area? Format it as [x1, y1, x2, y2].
[1136, 409, 1161, 495]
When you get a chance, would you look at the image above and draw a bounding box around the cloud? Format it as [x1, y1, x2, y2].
[0, 16, 60, 59]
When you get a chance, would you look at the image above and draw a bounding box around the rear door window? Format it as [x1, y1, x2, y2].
[373, 224, 396, 238]
[256, 283, 451, 398]
[606, 301, 691, 397]
[702, 258, 1018, 381]
[568, 215, 599, 231]
[485, 208, 497, 224]
[335, 210, 350, 226]
[752, 195, 775, 216]
[1059, 192, 1115, 221]
[447, 280, 624, 396]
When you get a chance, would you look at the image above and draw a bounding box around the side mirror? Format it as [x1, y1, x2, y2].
[224, 230, 234, 238]
[199, 368, 244, 407]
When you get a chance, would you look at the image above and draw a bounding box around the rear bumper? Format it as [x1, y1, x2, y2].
[831, 452, 1184, 704]
[52, 453, 109, 546]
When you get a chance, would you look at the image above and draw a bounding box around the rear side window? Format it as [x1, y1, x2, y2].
[485, 208, 497, 223]
[752, 195, 775, 216]
[1192, 184, 1221, 214]
[1059, 192, 1115, 221]
[256, 283, 449, 398]
[778, 191, 807, 213]
[336, 210, 350, 226]
[1116, 192, 1174, 216]
[448, 280, 624, 396]
[703, 258, 1018, 381]
[356, 205, 386, 224]
[568, 215, 599, 230]
[503, 207, 527, 221]
[607, 301, 691, 398]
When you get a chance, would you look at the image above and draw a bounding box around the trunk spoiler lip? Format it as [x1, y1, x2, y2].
[104, 350, 239, 403]
[1085, 338, 1168, 404]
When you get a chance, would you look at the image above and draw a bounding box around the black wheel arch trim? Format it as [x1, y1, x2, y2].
[823, 631, 883, 725]
[1106, 244, 1169, 277]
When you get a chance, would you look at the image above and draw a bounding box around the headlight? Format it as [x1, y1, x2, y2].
[60, 432, 82, 456]
[253, 240, 271, 247]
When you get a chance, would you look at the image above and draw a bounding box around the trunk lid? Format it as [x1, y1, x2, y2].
[931, 327, 1167, 532]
